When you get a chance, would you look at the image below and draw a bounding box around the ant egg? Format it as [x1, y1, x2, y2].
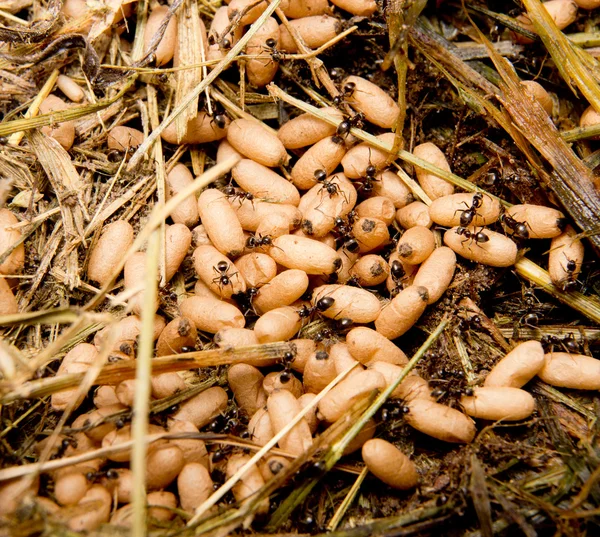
[234, 199, 302, 232]
[227, 453, 270, 514]
[443, 226, 518, 267]
[123, 253, 158, 315]
[39, 95, 75, 150]
[108, 126, 144, 153]
[369, 361, 434, 402]
[346, 327, 409, 366]
[341, 133, 396, 179]
[177, 463, 213, 513]
[167, 164, 200, 227]
[356, 196, 396, 225]
[429, 192, 501, 227]
[86, 220, 134, 286]
[312, 284, 382, 323]
[253, 269, 309, 313]
[165, 224, 192, 282]
[395, 201, 433, 229]
[68, 485, 112, 531]
[143, 6, 177, 66]
[412, 246, 457, 305]
[412, 142, 454, 200]
[234, 252, 277, 288]
[263, 370, 304, 397]
[248, 408, 274, 447]
[579, 105, 600, 139]
[484, 340, 545, 388]
[538, 352, 600, 389]
[405, 399, 476, 443]
[460, 386, 536, 421]
[317, 370, 386, 422]
[269, 234, 341, 275]
[506, 204, 566, 239]
[151, 372, 187, 400]
[254, 306, 303, 343]
[228, 363, 267, 416]
[362, 439, 419, 490]
[232, 159, 300, 205]
[342, 76, 400, 128]
[278, 15, 341, 53]
[549, 225, 584, 290]
[280, 0, 329, 18]
[56, 74, 85, 103]
[349, 254, 389, 287]
[228, 0, 267, 25]
[156, 317, 197, 357]
[291, 136, 348, 189]
[521, 80, 553, 116]
[278, 106, 344, 148]
[0, 209, 24, 277]
[170, 386, 229, 429]
[227, 118, 289, 168]
[374, 285, 429, 340]
[180, 296, 245, 333]
[396, 226, 436, 265]
[330, 342, 364, 378]
[246, 17, 280, 87]
[352, 217, 390, 253]
[514, 0, 578, 44]
[267, 390, 313, 456]
[303, 350, 336, 394]
[162, 111, 229, 145]
[372, 170, 414, 209]
[197, 189, 246, 257]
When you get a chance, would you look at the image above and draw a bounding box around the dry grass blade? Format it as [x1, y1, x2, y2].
[326, 466, 368, 532]
[522, 0, 600, 111]
[469, 454, 493, 537]
[0, 342, 294, 403]
[27, 130, 87, 289]
[174, 0, 205, 141]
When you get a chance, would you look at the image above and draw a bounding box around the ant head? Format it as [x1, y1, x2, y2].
[214, 114, 227, 129]
[332, 95, 343, 107]
[246, 236, 258, 248]
[314, 169, 327, 182]
[515, 223, 529, 240]
[221, 37, 231, 49]
[343, 81, 356, 95]
[523, 313, 539, 326]
[247, 287, 259, 297]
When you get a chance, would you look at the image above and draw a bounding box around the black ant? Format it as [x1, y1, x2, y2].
[500, 213, 529, 240]
[224, 185, 254, 206]
[264, 37, 284, 63]
[332, 216, 359, 253]
[455, 192, 484, 227]
[456, 226, 489, 247]
[389, 259, 407, 297]
[336, 112, 364, 137]
[354, 149, 380, 192]
[332, 81, 357, 107]
[297, 296, 335, 321]
[233, 287, 260, 317]
[246, 233, 274, 249]
[560, 256, 579, 292]
[49, 437, 77, 460]
[541, 333, 581, 353]
[86, 468, 119, 482]
[210, 102, 229, 130]
[212, 260, 238, 290]
[314, 169, 348, 202]
[429, 368, 472, 405]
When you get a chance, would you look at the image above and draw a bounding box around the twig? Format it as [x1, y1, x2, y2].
[326, 466, 368, 531]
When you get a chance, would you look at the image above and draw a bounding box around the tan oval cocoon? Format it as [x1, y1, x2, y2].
[291, 136, 347, 190]
[68, 485, 111, 532]
[167, 164, 199, 227]
[312, 284, 382, 323]
[397, 226, 435, 265]
[0, 208, 25, 275]
[303, 350, 337, 394]
[144, 6, 177, 66]
[165, 223, 192, 282]
[329, 0, 377, 16]
[267, 389, 313, 456]
[461, 387, 535, 421]
[318, 370, 385, 422]
[372, 170, 413, 209]
[57, 74, 84, 103]
[280, 0, 329, 18]
[87, 220, 134, 285]
[270, 235, 341, 275]
[356, 196, 396, 225]
[279, 16, 340, 52]
[234, 252, 277, 288]
[405, 399, 476, 443]
[350, 255, 389, 287]
[254, 306, 302, 343]
[253, 269, 309, 313]
[548, 225, 584, 290]
[374, 285, 429, 340]
[227, 118, 289, 167]
[178, 462, 213, 513]
[180, 296, 245, 333]
[161, 111, 229, 145]
[278, 106, 343, 148]
[146, 445, 185, 489]
[412, 142, 454, 200]
[443, 227, 518, 267]
[248, 408, 274, 446]
[484, 340, 545, 388]
[40, 95, 75, 150]
[170, 386, 229, 428]
[341, 133, 396, 179]
[396, 201, 433, 229]
[108, 126, 144, 152]
[197, 189, 246, 257]
[413, 247, 456, 304]
[521, 80, 553, 115]
[233, 159, 300, 205]
[362, 439, 419, 490]
[344, 75, 399, 129]
[346, 327, 408, 366]
[0, 277, 18, 315]
[429, 193, 501, 227]
[226, 453, 269, 514]
[235, 199, 301, 232]
[228, 363, 267, 416]
[506, 204, 565, 239]
[368, 361, 433, 402]
[246, 17, 280, 87]
[156, 316, 197, 356]
[538, 352, 600, 390]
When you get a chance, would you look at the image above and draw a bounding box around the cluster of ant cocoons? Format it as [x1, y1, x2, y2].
[3, 53, 595, 529]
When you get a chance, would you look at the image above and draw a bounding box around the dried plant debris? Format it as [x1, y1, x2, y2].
[0, 0, 599, 536]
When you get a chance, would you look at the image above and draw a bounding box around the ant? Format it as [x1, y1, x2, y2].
[389, 259, 407, 297]
[332, 80, 357, 107]
[264, 37, 284, 63]
[455, 192, 484, 227]
[455, 226, 489, 247]
[560, 255, 579, 292]
[314, 169, 348, 203]
[500, 213, 529, 240]
[212, 260, 238, 291]
[297, 296, 335, 322]
[332, 216, 360, 253]
[354, 149, 380, 193]
[86, 468, 119, 482]
[233, 287, 259, 317]
[246, 233, 274, 249]
[210, 102, 229, 130]
[49, 437, 77, 460]
[224, 185, 254, 206]
[541, 333, 581, 353]
[336, 112, 364, 137]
